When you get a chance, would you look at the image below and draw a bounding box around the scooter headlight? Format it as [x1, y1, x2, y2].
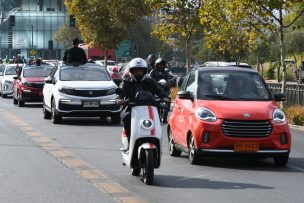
[195, 107, 217, 122]
[141, 119, 154, 130]
[273, 109, 286, 123]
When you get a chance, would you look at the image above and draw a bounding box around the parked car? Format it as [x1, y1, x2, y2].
[0, 64, 4, 90]
[1, 64, 23, 98]
[95, 60, 117, 74]
[168, 66, 291, 166]
[42, 62, 121, 124]
[12, 63, 54, 106]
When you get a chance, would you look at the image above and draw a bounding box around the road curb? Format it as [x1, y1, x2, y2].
[289, 124, 304, 131]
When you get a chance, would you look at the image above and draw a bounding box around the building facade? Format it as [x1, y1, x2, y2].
[0, 0, 68, 60]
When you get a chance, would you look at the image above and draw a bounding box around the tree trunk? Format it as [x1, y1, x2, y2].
[186, 40, 191, 73]
[279, 10, 287, 95]
[104, 48, 108, 69]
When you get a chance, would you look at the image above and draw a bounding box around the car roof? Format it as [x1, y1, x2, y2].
[202, 61, 253, 68]
[197, 66, 258, 73]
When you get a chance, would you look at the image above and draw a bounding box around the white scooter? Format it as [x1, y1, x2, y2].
[117, 91, 162, 185]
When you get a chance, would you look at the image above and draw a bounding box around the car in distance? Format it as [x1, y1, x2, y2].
[1, 64, 22, 98]
[13, 62, 54, 107]
[42, 62, 121, 124]
[168, 66, 291, 166]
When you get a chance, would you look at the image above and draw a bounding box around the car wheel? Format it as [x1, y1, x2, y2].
[111, 113, 121, 124]
[168, 127, 181, 157]
[189, 134, 200, 165]
[131, 167, 141, 176]
[17, 91, 25, 107]
[43, 100, 51, 119]
[51, 99, 62, 124]
[2, 92, 7, 98]
[273, 153, 289, 167]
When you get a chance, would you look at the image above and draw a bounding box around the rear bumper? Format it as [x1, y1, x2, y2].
[197, 149, 289, 158]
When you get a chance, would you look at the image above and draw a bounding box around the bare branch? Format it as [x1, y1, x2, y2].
[284, 8, 304, 28]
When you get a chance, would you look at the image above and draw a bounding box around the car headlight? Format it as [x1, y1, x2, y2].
[107, 88, 116, 95]
[195, 107, 217, 122]
[141, 119, 154, 130]
[273, 109, 286, 123]
[59, 87, 74, 95]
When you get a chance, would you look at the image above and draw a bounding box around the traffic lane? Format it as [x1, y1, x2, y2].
[288, 128, 304, 170]
[2, 99, 304, 203]
[0, 108, 114, 203]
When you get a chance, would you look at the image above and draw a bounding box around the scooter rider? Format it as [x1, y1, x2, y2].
[116, 58, 169, 150]
[147, 54, 157, 73]
[149, 57, 176, 123]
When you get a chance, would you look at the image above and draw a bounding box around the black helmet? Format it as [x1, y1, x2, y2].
[147, 54, 157, 66]
[155, 57, 166, 68]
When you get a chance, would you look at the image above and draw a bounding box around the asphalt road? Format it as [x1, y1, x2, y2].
[0, 97, 303, 203]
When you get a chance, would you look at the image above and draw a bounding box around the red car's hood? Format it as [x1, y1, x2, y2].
[22, 77, 45, 82]
[197, 100, 277, 120]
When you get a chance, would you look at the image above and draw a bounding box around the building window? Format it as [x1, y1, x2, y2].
[57, 0, 62, 11]
[46, 8, 55, 11]
[37, 0, 44, 11]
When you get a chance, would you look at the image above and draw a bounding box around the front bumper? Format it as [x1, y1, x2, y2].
[56, 93, 122, 117]
[21, 89, 43, 102]
[2, 82, 13, 95]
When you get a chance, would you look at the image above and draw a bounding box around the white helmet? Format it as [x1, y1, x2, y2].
[128, 58, 148, 81]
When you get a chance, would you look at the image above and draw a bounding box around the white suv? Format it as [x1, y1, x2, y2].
[95, 60, 117, 74]
[42, 62, 121, 124]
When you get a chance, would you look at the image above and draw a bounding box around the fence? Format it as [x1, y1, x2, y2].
[266, 83, 304, 106]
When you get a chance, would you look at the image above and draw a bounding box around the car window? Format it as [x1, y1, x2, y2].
[5, 66, 16, 75]
[185, 72, 196, 93]
[197, 70, 271, 101]
[0, 65, 4, 76]
[179, 73, 190, 91]
[60, 65, 111, 81]
[23, 65, 53, 77]
[107, 61, 115, 66]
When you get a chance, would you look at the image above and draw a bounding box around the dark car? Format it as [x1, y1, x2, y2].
[13, 63, 53, 106]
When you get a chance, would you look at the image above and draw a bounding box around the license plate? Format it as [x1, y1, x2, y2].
[234, 142, 259, 152]
[82, 101, 99, 108]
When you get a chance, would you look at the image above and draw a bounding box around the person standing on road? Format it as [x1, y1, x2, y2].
[63, 38, 87, 64]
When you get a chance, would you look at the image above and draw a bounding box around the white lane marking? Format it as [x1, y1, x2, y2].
[178, 174, 211, 182]
[288, 164, 304, 172]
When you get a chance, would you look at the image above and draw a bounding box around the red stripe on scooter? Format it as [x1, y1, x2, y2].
[148, 106, 155, 136]
[149, 143, 154, 148]
[122, 128, 127, 137]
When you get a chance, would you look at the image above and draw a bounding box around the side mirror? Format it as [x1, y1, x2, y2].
[13, 76, 19, 80]
[115, 87, 122, 95]
[177, 91, 193, 101]
[274, 93, 286, 102]
[44, 76, 54, 84]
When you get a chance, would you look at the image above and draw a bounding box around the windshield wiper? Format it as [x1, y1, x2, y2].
[203, 95, 238, 101]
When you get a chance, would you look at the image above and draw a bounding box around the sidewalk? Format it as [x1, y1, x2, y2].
[289, 124, 304, 131]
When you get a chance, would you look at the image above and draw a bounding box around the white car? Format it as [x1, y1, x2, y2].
[1, 64, 23, 98]
[0, 64, 4, 92]
[42, 62, 121, 124]
[95, 60, 117, 74]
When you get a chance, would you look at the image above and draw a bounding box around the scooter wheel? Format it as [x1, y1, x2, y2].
[131, 168, 141, 176]
[142, 150, 154, 185]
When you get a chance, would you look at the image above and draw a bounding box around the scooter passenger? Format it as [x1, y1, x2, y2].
[116, 58, 169, 150]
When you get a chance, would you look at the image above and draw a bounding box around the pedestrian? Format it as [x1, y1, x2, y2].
[63, 37, 87, 64]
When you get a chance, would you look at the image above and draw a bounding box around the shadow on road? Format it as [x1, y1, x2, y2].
[60, 117, 123, 127]
[153, 174, 274, 190]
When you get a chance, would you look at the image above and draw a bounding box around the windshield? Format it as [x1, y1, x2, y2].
[197, 70, 271, 101]
[23, 65, 53, 77]
[5, 66, 16, 75]
[60, 65, 110, 81]
[0, 65, 4, 76]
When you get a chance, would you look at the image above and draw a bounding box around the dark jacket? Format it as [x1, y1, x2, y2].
[118, 75, 166, 101]
[149, 68, 176, 92]
[63, 46, 87, 64]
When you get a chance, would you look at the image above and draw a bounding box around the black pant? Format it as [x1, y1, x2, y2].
[122, 111, 131, 142]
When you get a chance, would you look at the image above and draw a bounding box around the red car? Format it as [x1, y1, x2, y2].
[13, 63, 54, 107]
[168, 67, 291, 166]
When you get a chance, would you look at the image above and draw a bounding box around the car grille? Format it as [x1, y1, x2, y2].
[25, 82, 44, 89]
[72, 89, 108, 97]
[221, 120, 272, 138]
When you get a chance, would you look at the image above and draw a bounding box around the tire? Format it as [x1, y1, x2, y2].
[111, 113, 121, 124]
[13, 96, 18, 104]
[51, 99, 62, 124]
[131, 167, 141, 176]
[17, 91, 25, 107]
[189, 134, 200, 165]
[273, 153, 289, 167]
[142, 150, 154, 185]
[2, 92, 7, 98]
[43, 100, 51, 119]
[168, 128, 181, 157]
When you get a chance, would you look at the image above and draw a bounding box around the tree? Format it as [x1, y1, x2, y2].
[65, 0, 148, 66]
[146, 0, 202, 72]
[53, 21, 81, 49]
